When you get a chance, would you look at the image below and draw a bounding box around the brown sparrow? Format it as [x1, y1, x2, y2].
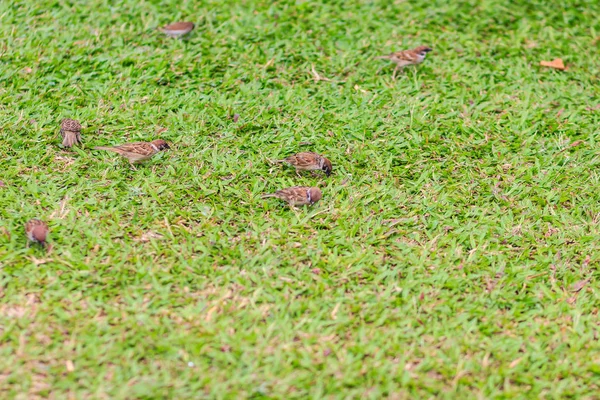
[25, 219, 49, 248]
[377, 45, 432, 78]
[276, 152, 332, 177]
[94, 139, 170, 166]
[60, 118, 82, 148]
[262, 186, 322, 207]
[161, 22, 195, 38]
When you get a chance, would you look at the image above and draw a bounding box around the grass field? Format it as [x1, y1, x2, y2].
[1, 0, 600, 397]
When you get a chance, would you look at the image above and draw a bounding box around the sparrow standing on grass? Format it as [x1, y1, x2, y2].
[377, 45, 432, 78]
[60, 118, 82, 148]
[161, 22, 195, 38]
[94, 139, 170, 167]
[25, 219, 49, 248]
[262, 186, 323, 207]
[276, 152, 333, 177]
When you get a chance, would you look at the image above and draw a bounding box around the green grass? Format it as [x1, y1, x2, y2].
[1, 0, 600, 397]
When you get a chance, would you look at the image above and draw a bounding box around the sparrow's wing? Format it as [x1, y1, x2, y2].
[115, 142, 155, 156]
[164, 22, 194, 31]
[61, 119, 81, 132]
[263, 187, 311, 206]
[289, 152, 319, 168]
[94, 143, 156, 164]
[276, 187, 308, 203]
[96, 142, 154, 157]
[262, 188, 295, 200]
[394, 50, 419, 62]
[273, 187, 291, 199]
[25, 219, 35, 233]
[377, 50, 418, 64]
[283, 155, 300, 165]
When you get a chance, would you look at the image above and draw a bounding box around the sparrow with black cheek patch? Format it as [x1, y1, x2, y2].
[25, 219, 49, 248]
[262, 186, 322, 207]
[94, 139, 170, 168]
[377, 45, 432, 78]
[161, 22, 195, 38]
[60, 118, 82, 148]
[276, 152, 333, 177]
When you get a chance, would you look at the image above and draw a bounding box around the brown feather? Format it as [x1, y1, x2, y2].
[262, 186, 322, 207]
[60, 119, 82, 148]
[94, 140, 170, 163]
[279, 152, 332, 176]
[61, 131, 82, 147]
[377, 45, 432, 68]
[60, 118, 81, 132]
[162, 22, 195, 37]
[25, 219, 49, 245]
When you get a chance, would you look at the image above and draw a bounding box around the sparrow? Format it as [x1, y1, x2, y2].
[60, 118, 82, 148]
[161, 22, 195, 38]
[262, 186, 322, 207]
[94, 139, 170, 167]
[25, 219, 49, 248]
[276, 152, 332, 177]
[377, 45, 432, 78]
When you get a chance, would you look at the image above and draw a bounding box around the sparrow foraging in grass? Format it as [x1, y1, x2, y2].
[160, 22, 195, 38]
[94, 139, 170, 167]
[262, 186, 323, 207]
[377, 45, 432, 78]
[276, 152, 333, 177]
[25, 219, 49, 248]
[60, 118, 82, 148]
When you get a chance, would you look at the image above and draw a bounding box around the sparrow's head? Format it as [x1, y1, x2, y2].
[32, 225, 48, 244]
[151, 139, 171, 151]
[415, 46, 433, 57]
[321, 157, 333, 177]
[307, 187, 322, 204]
[26, 219, 48, 244]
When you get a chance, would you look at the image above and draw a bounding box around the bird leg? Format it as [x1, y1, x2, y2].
[288, 203, 301, 216]
[392, 65, 400, 80]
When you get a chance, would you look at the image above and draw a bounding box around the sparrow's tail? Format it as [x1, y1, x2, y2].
[94, 146, 117, 152]
[62, 131, 80, 148]
[261, 193, 277, 199]
[375, 55, 392, 60]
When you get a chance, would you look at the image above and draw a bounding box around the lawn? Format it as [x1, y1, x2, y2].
[1, 0, 600, 397]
